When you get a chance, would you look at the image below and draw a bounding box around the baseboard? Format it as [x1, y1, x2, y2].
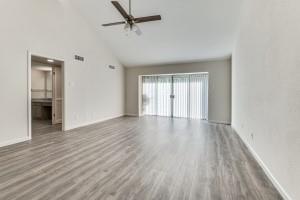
[124, 113, 139, 117]
[234, 129, 292, 200]
[66, 114, 125, 131]
[0, 137, 30, 148]
[208, 120, 231, 125]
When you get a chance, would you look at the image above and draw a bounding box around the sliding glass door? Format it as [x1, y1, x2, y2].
[142, 76, 157, 115]
[189, 74, 208, 119]
[157, 76, 172, 117]
[142, 73, 208, 120]
[173, 75, 189, 118]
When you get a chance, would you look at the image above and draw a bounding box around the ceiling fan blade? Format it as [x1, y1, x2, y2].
[134, 15, 161, 23]
[102, 21, 126, 27]
[111, 1, 130, 20]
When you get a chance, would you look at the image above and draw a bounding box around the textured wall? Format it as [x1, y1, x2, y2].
[232, 0, 300, 199]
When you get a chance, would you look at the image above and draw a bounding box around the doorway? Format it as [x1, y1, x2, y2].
[29, 55, 64, 137]
[141, 73, 209, 120]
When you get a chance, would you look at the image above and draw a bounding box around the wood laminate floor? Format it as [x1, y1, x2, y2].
[32, 120, 62, 137]
[0, 117, 282, 200]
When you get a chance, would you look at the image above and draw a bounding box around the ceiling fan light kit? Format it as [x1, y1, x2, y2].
[124, 22, 131, 31]
[102, 0, 162, 36]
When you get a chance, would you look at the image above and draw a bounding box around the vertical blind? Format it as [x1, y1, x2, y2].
[142, 73, 208, 120]
[173, 75, 189, 118]
[142, 76, 157, 116]
[157, 76, 172, 116]
[190, 73, 209, 119]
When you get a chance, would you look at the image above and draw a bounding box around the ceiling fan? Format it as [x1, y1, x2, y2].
[102, 0, 162, 35]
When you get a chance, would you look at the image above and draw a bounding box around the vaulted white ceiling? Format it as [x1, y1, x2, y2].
[71, 0, 243, 67]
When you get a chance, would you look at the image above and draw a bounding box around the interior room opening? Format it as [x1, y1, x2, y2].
[30, 55, 64, 137]
[140, 73, 209, 120]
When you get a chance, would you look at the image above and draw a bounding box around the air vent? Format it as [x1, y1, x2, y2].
[75, 55, 84, 62]
[109, 65, 116, 70]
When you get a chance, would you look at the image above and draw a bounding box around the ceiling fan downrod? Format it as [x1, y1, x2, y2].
[129, 0, 132, 16]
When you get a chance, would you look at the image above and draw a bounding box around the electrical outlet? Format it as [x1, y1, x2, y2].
[251, 133, 254, 140]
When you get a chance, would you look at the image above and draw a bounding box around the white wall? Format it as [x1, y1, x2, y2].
[232, 0, 300, 199]
[0, 0, 124, 146]
[31, 68, 47, 99]
[125, 59, 231, 123]
[31, 62, 52, 99]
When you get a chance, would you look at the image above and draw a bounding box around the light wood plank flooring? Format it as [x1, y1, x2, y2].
[32, 120, 62, 137]
[0, 117, 282, 200]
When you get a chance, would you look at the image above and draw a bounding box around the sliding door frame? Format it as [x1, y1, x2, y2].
[138, 72, 209, 119]
[170, 76, 174, 118]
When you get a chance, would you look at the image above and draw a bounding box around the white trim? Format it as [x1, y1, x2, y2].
[235, 129, 292, 200]
[27, 51, 32, 140]
[125, 113, 139, 117]
[208, 120, 231, 125]
[139, 72, 209, 77]
[138, 76, 143, 117]
[62, 61, 66, 132]
[0, 137, 30, 148]
[66, 115, 124, 131]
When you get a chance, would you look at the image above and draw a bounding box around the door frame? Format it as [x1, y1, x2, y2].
[52, 66, 63, 125]
[27, 51, 66, 139]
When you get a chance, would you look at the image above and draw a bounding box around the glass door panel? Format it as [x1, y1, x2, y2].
[142, 76, 157, 115]
[190, 74, 208, 119]
[172, 75, 189, 118]
[157, 76, 172, 117]
[142, 73, 208, 120]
